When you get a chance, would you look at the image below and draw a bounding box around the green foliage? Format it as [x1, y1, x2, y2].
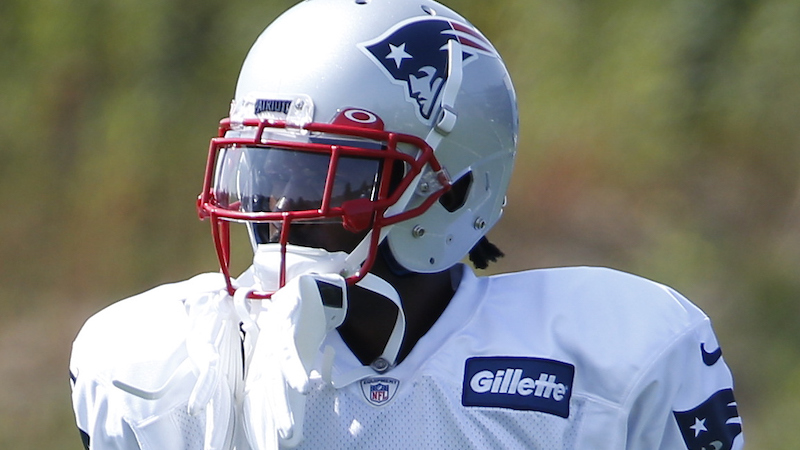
[1, 0, 799, 447]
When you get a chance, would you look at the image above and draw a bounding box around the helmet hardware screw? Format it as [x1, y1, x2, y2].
[421, 5, 436, 15]
[474, 218, 486, 230]
[412, 225, 426, 238]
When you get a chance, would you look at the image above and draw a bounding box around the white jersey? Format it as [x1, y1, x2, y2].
[70, 265, 744, 449]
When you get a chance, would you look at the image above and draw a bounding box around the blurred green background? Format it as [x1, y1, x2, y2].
[2, 0, 799, 447]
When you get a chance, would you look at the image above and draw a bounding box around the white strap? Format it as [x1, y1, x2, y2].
[357, 274, 405, 365]
[425, 38, 463, 149]
[329, 273, 406, 388]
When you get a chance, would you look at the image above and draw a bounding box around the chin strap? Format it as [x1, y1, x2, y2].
[326, 273, 407, 388]
[426, 38, 463, 148]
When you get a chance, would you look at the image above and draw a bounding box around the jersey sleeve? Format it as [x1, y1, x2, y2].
[624, 288, 744, 450]
[69, 274, 239, 450]
[70, 287, 195, 449]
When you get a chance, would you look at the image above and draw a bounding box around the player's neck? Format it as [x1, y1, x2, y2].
[336, 257, 455, 367]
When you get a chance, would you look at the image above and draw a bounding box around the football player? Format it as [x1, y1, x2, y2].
[70, 0, 744, 448]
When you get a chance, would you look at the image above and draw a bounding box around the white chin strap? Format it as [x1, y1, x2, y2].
[328, 273, 407, 388]
[344, 39, 464, 274]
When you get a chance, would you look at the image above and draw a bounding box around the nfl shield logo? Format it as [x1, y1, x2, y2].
[371, 383, 389, 402]
[360, 377, 400, 407]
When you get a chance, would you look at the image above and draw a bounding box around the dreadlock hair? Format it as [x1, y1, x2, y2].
[468, 236, 504, 270]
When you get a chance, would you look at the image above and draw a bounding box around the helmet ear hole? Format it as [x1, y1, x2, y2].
[439, 171, 473, 213]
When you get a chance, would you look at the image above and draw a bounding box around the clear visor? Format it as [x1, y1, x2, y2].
[212, 145, 382, 221]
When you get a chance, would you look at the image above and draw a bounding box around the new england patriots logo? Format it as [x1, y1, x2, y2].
[673, 389, 743, 450]
[359, 17, 498, 123]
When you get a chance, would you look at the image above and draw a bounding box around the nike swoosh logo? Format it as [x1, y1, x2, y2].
[701, 343, 722, 366]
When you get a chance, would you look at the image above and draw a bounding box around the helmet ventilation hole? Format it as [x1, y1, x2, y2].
[439, 171, 473, 213]
[421, 5, 436, 15]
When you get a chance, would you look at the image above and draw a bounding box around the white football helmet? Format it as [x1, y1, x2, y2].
[198, 0, 518, 296]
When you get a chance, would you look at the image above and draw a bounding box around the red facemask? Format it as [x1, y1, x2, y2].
[197, 108, 451, 298]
